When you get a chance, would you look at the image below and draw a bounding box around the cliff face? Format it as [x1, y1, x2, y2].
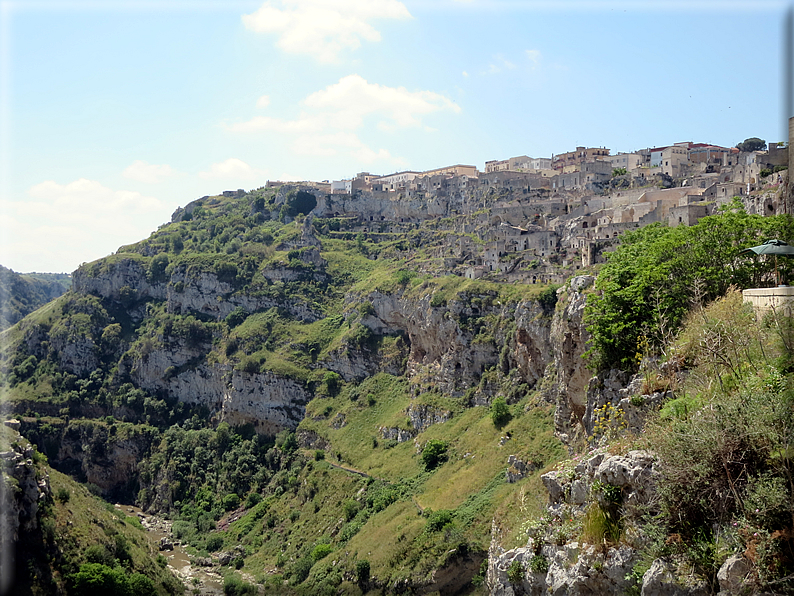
[65, 260, 598, 441]
[359, 286, 565, 401]
[1, 424, 50, 543]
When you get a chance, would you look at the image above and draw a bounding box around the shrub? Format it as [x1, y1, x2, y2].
[491, 396, 512, 429]
[222, 493, 241, 511]
[84, 544, 114, 567]
[68, 563, 129, 596]
[55, 487, 71, 504]
[393, 269, 414, 285]
[537, 284, 560, 313]
[584, 205, 794, 371]
[426, 509, 454, 532]
[506, 559, 525, 585]
[244, 492, 262, 508]
[289, 556, 313, 585]
[314, 449, 325, 461]
[323, 371, 342, 396]
[343, 499, 359, 521]
[528, 554, 549, 574]
[206, 535, 224, 552]
[311, 543, 333, 561]
[223, 575, 258, 596]
[355, 559, 370, 584]
[421, 439, 448, 470]
[128, 573, 155, 596]
[225, 307, 248, 328]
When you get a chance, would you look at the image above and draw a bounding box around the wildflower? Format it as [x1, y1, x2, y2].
[755, 509, 759, 513]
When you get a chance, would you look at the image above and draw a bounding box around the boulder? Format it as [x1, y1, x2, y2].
[717, 554, 751, 595]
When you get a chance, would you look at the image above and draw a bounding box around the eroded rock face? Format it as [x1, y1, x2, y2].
[361, 288, 560, 399]
[583, 370, 669, 439]
[407, 404, 452, 432]
[543, 276, 594, 444]
[166, 266, 321, 322]
[1, 432, 50, 543]
[489, 543, 636, 596]
[379, 426, 415, 443]
[73, 258, 166, 306]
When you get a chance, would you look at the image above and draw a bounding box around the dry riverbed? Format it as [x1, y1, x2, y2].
[115, 504, 224, 596]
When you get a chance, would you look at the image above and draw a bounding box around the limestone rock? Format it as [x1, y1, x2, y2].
[641, 559, 709, 596]
[717, 554, 752, 595]
[379, 426, 414, 443]
[407, 404, 452, 432]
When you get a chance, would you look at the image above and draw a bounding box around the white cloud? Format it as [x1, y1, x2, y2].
[1, 179, 168, 272]
[198, 158, 265, 181]
[526, 49, 541, 65]
[227, 75, 459, 166]
[242, 0, 412, 63]
[27, 179, 162, 218]
[304, 74, 460, 129]
[485, 54, 517, 75]
[256, 95, 271, 108]
[462, 70, 469, 77]
[122, 160, 177, 184]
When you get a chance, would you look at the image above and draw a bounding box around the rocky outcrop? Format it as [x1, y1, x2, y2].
[716, 554, 751, 595]
[164, 365, 309, 434]
[74, 257, 167, 307]
[488, 450, 662, 596]
[490, 542, 636, 596]
[583, 370, 670, 439]
[505, 455, 537, 483]
[1, 431, 50, 542]
[166, 265, 321, 322]
[640, 559, 709, 596]
[543, 275, 594, 444]
[360, 289, 555, 397]
[297, 429, 331, 450]
[407, 404, 452, 432]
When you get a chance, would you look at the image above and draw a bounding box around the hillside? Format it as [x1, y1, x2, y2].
[2, 186, 794, 595]
[0, 266, 70, 331]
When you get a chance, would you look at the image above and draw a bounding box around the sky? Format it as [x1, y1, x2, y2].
[0, 0, 790, 273]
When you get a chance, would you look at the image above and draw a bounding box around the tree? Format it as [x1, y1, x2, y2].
[736, 137, 766, 152]
[68, 563, 130, 596]
[584, 201, 794, 371]
[421, 439, 448, 470]
[356, 559, 370, 585]
[285, 190, 317, 217]
[323, 371, 342, 396]
[612, 167, 627, 177]
[491, 396, 512, 428]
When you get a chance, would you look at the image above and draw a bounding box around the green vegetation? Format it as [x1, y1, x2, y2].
[0, 265, 69, 330]
[736, 137, 766, 152]
[4, 433, 182, 596]
[519, 288, 794, 593]
[490, 397, 512, 429]
[585, 202, 794, 371]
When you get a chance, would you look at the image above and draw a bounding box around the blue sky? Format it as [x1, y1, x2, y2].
[0, 0, 789, 273]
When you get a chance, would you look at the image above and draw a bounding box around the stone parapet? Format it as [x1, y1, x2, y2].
[742, 286, 794, 316]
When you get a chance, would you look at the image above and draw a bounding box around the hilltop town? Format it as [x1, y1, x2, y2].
[200, 139, 787, 286]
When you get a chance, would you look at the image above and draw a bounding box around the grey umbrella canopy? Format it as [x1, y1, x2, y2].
[741, 239, 794, 286]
